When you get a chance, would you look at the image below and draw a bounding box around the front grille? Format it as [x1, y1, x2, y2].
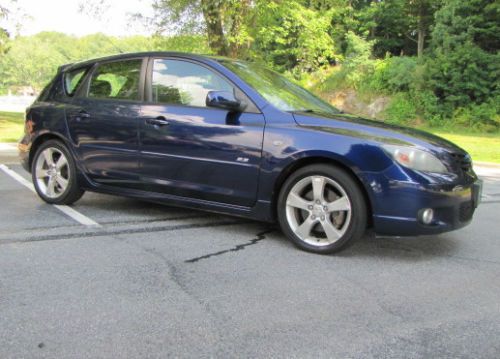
[459, 201, 474, 222]
[449, 152, 472, 173]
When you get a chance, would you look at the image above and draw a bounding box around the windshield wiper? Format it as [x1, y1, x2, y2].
[291, 108, 344, 114]
[289, 109, 315, 113]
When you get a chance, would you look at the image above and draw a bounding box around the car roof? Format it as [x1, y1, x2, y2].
[60, 51, 228, 72]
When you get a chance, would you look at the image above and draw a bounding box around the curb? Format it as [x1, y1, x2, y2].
[0, 142, 17, 150]
[474, 161, 500, 169]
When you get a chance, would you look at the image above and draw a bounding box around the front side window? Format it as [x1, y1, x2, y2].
[64, 67, 88, 96]
[88, 59, 142, 101]
[151, 59, 234, 107]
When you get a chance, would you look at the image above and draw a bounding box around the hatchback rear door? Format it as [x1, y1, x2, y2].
[67, 58, 146, 187]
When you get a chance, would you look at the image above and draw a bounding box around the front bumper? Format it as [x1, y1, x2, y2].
[365, 168, 482, 236]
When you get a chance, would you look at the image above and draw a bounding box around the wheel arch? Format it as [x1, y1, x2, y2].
[272, 156, 373, 226]
[28, 132, 69, 171]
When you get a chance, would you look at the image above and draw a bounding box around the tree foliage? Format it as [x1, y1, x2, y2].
[0, 32, 209, 91]
[1, 0, 499, 129]
[0, 3, 12, 56]
[428, 0, 500, 110]
[152, 0, 251, 56]
[251, 1, 336, 73]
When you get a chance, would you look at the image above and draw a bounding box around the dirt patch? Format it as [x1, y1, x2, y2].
[322, 90, 391, 119]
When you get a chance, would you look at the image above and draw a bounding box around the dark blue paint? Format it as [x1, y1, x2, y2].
[139, 104, 264, 206]
[67, 97, 142, 186]
[19, 52, 480, 236]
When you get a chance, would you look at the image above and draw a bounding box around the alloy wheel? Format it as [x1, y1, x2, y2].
[285, 175, 352, 247]
[34, 147, 70, 199]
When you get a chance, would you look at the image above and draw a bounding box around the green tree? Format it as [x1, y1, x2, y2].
[408, 0, 438, 58]
[251, 0, 337, 72]
[0, 3, 11, 57]
[0, 32, 210, 91]
[428, 0, 500, 110]
[152, 0, 251, 56]
[322, 0, 441, 58]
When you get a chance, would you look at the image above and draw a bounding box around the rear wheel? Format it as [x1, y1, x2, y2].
[277, 164, 367, 254]
[32, 140, 84, 205]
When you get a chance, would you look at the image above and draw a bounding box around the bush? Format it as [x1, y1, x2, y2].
[327, 42, 419, 96]
[427, 42, 500, 110]
[451, 98, 500, 132]
[383, 93, 417, 125]
[370, 56, 418, 93]
[340, 32, 376, 88]
[428, 0, 500, 110]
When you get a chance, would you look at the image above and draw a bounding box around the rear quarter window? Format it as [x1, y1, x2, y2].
[64, 67, 89, 96]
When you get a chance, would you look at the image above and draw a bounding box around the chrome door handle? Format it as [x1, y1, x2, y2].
[145, 117, 169, 127]
[72, 110, 91, 121]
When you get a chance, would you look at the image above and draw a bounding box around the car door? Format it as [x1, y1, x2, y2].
[67, 58, 146, 187]
[139, 58, 265, 207]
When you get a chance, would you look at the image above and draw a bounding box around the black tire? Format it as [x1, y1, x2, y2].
[31, 139, 84, 205]
[277, 164, 367, 254]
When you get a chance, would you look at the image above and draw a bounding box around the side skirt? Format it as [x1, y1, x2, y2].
[78, 176, 274, 223]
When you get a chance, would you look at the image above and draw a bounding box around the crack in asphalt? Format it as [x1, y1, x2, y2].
[184, 228, 276, 263]
[0, 220, 247, 245]
[115, 233, 234, 353]
[444, 254, 500, 266]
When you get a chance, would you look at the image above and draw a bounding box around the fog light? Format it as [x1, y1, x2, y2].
[421, 208, 434, 225]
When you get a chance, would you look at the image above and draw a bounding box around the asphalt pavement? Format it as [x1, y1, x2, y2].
[1, 157, 500, 358]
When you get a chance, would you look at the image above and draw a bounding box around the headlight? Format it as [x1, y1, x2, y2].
[383, 145, 448, 173]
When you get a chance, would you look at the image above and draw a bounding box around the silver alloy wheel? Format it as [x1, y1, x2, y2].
[285, 175, 352, 246]
[35, 147, 70, 199]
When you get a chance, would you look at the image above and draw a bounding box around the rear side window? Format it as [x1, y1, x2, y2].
[88, 59, 143, 101]
[64, 67, 88, 96]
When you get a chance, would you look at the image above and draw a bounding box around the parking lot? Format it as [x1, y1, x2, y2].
[1, 159, 500, 358]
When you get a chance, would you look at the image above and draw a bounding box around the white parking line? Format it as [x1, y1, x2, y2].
[0, 164, 101, 227]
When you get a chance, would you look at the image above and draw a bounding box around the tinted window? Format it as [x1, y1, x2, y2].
[37, 78, 55, 102]
[64, 67, 88, 96]
[88, 59, 142, 101]
[152, 59, 234, 107]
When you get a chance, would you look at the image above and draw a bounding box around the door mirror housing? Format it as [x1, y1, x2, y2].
[206, 91, 246, 112]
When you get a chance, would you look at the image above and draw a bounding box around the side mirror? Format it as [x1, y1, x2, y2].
[206, 91, 246, 112]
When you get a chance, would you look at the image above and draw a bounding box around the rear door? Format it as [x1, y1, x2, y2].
[67, 58, 146, 187]
[139, 58, 265, 207]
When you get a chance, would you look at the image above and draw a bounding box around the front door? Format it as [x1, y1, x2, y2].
[139, 58, 265, 207]
[67, 58, 145, 187]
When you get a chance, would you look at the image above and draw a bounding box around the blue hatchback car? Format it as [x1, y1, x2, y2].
[19, 52, 482, 253]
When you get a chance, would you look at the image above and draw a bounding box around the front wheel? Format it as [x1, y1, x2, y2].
[277, 164, 367, 254]
[31, 140, 84, 205]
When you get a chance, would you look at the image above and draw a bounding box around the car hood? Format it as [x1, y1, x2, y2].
[292, 111, 466, 155]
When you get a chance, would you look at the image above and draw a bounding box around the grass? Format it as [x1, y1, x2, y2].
[1, 110, 498, 163]
[429, 131, 500, 164]
[0, 111, 24, 142]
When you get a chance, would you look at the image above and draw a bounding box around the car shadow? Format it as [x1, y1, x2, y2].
[338, 231, 461, 262]
[75, 192, 463, 261]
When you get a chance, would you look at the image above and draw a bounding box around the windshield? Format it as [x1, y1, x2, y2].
[221, 60, 340, 114]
